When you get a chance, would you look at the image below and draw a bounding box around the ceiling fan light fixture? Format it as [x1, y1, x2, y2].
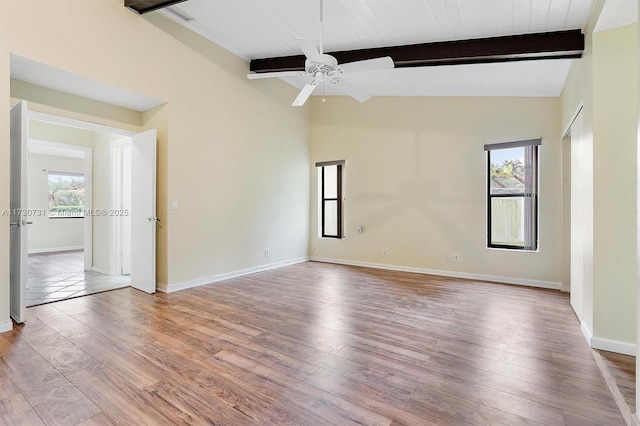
[246, 0, 394, 106]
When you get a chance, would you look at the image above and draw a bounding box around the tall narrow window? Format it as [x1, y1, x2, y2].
[48, 171, 85, 218]
[316, 160, 344, 238]
[485, 139, 540, 251]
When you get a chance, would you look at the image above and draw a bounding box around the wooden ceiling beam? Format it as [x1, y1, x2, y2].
[250, 30, 584, 73]
[125, 0, 188, 14]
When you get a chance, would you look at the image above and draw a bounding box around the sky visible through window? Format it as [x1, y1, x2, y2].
[490, 147, 524, 166]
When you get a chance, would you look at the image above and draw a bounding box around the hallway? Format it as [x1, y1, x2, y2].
[27, 250, 130, 306]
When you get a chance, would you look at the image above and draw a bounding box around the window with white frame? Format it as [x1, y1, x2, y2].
[316, 160, 344, 238]
[485, 139, 540, 251]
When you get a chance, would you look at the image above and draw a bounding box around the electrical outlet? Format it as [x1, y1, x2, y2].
[264, 249, 270, 257]
[453, 254, 460, 262]
[382, 249, 388, 257]
[446, 255, 453, 262]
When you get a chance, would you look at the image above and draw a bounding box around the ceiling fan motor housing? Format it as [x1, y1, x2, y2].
[305, 54, 339, 80]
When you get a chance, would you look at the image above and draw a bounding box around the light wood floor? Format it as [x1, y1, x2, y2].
[0, 261, 626, 425]
[596, 349, 636, 422]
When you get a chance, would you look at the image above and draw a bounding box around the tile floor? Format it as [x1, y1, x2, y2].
[27, 250, 130, 306]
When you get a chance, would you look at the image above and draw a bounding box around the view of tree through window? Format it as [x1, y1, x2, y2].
[487, 141, 539, 251]
[48, 172, 85, 218]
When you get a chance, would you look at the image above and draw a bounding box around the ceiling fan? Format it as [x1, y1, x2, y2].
[246, 0, 395, 107]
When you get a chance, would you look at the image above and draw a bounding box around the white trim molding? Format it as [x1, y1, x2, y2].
[0, 320, 13, 333]
[580, 321, 636, 356]
[28, 110, 137, 137]
[160, 257, 310, 294]
[310, 257, 562, 290]
[591, 336, 636, 357]
[581, 320, 594, 343]
[29, 245, 84, 254]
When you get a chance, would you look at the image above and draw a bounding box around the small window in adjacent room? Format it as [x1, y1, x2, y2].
[316, 160, 344, 238]
[48, 171, 85, 218]
[485, 139, 540, 251]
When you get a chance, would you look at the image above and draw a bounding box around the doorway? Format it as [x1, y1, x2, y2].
[24, 126, 133, 306]
[10, 102, 158, 322]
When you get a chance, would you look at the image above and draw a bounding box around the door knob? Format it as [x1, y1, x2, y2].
[10, 221, 32, 227]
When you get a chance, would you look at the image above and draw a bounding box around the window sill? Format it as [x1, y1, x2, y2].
[486, 246, 539, 253]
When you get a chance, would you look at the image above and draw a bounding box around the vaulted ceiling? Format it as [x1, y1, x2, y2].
[158, 0, 596, 98]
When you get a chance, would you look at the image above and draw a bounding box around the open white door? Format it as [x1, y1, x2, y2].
[9, 102, 29, 323]
[130, 129, 157, 293]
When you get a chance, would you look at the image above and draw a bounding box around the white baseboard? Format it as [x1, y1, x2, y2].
[580, 320, 636, 356]
[310, 256, 562, 290]
[163, 257, 310, 294]
[0, 320, 12, 333]
[591, 336, 636, 357]
[560, 283, 570, 293]
[29, 245, 83, 254]
[581, 320, 594, 343]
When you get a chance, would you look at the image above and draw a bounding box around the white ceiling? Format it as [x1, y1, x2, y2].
[595, 0, 637, 32]
[161, 0, 596, 97]
[10, 54, 165, 112]
[9, 1, 636, 107]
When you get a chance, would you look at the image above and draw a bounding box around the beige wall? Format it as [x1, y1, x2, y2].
[561, 4, 600, 335]
[0, 0, 310, 325]
[561, 12, 638, 350]
[592, 23, 638, 344]
[0, 0, 10, 329]
[27, 154, 84, 251]
[91, 132, 117, 274]
[309, 96, 563, 286]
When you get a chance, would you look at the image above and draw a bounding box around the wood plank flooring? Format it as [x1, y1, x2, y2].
[0, 261, 627, 425]
[593, 349, 636, 424]
[598, 351, 636, 409]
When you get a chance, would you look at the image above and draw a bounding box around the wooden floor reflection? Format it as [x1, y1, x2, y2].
[0, 261, 626, 425]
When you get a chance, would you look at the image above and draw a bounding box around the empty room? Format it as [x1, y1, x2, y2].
[0, 0, 639, 424]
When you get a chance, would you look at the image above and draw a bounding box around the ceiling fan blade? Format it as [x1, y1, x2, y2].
[335, 79, 370, 103]
[295, 37, 321, 61]
[292, 82, 318, 106]
[340, 56, 395, 74]
[247, 71, 305, 80]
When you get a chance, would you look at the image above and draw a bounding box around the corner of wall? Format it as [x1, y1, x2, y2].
[0, 17, 10, 328]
